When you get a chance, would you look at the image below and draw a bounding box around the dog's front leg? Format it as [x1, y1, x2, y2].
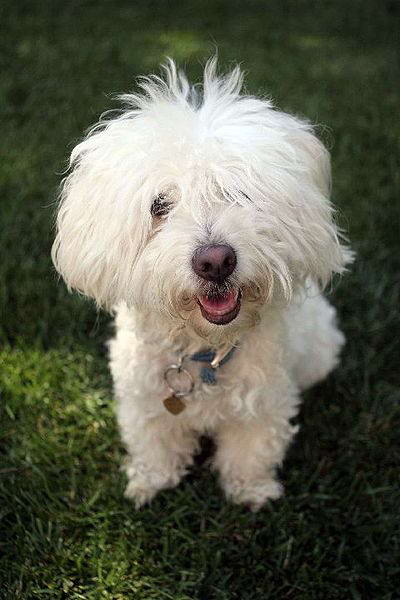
[121, 415, 199, 508]
[213, 416, 297, 511]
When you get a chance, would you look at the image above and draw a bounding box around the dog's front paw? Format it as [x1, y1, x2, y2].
[124, 479, 160, 509]
[123, 461, 186, 509]
[222, 476, 283, 511]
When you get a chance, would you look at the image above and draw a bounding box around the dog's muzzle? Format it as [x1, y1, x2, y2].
[192, 244, 241, 325]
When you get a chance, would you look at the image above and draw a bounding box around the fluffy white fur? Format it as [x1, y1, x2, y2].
[52, 59, 351, 510]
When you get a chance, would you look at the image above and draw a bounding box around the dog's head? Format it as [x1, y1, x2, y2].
[52, 58, 351, 341]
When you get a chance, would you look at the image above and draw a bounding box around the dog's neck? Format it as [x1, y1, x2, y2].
[130, 307, 241, 354]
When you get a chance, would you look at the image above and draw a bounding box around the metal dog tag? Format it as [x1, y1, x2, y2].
[163, 395, 186, 415]
[163, 359, 194, 415]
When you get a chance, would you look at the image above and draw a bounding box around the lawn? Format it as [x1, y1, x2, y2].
[1, 1, 399, 598]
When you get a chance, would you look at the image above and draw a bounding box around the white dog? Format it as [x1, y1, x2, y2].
[52, 59, 351, 510]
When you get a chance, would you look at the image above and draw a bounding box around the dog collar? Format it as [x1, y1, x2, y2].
[190, 346, 236, 384]
[163, 344, 236, 415]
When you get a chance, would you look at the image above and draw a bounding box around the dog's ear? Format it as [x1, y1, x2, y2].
[51, 125, 149, 309]
[278, 123, 353, 288]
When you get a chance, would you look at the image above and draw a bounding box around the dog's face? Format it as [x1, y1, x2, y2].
[52, 59, 350, 341]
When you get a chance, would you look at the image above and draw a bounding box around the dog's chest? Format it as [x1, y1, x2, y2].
[135, 341, 242, 422]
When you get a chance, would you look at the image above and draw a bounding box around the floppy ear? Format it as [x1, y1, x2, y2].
[51, 124, 150, 309]
[280, 122, 353, 288]
[52, 58, 194, 309]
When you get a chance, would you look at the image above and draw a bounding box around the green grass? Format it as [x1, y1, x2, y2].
[1, 1, 399, 598]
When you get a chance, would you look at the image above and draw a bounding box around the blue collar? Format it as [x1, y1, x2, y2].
[190, 347, 236, 385]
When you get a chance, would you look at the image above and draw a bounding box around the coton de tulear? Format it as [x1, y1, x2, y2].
[52, 59, 351, 510]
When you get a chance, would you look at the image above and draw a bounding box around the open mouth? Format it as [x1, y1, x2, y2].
[197, 289, 241, 325]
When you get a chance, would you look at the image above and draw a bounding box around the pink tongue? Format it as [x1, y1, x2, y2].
[199, 290, 238, 315]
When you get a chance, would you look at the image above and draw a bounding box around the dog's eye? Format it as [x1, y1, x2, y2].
[151, 194, 171, 217]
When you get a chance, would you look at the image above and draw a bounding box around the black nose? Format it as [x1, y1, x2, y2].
[192, 244, 237, 282]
